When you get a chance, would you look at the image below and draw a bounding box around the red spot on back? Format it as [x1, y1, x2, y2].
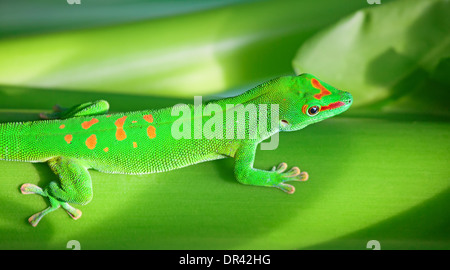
[320, 101, 345, 111]
[81, 118, 99, 129]
[115, 116, 127, 141]
[311, 78, 332, 100]
[147, 126, 156, 139]
[143, 114, 153, 123]
[85, 134, 97, 150]
[59, 124, 65, 129]
[133, 142, 137, 148]
[103, 147, 109, 152]
[64, 134, 73, 144]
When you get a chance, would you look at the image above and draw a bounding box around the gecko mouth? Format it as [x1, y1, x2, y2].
[320, 92, 353, 112]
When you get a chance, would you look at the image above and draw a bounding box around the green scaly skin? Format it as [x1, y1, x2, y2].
[0, 73, 352, 226]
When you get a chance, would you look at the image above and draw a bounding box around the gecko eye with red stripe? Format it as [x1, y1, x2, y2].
[307, 106, 320, 116]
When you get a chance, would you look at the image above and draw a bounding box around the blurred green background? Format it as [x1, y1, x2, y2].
[0, 0, 448, 250]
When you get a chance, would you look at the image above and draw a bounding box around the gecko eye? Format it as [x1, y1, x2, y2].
[307, 106, 320, 116]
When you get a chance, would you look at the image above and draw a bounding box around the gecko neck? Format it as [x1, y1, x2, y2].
[203, 80, 282, 142]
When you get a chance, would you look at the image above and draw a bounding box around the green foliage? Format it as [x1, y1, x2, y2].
[293, 0, 450, 114]
[0, 0, 448, 250]
[0, 0, 374, 99]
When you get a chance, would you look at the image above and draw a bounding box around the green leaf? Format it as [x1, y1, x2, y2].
[0, 0, 263, 37]
[0, 0, 376, 98]
[293, 0, 450, 115]
[291, 0, 450, 250]
[1, 112, 448, 249]
[1, 0, 449, 250]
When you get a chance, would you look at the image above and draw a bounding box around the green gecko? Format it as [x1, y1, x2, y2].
[0, 73, 352, 226]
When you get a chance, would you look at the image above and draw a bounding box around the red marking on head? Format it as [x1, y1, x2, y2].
[132, 120, 137, 124]
[64, 134, 73, 144]
[115, 116, 127, 141]
[106, 115, 112, 118]
[85, 134, 97, 150]
[143, 114, 153, 123]
[320, 101, 345, 111]
[147, 126, 156, 139]
[302, 104, 308, 115]
[81, 118, 99, 129]
[311, 78, 331, 100]
[133, 142, 137, 148]
[59, 124, 65, 129]
[103, 147, 109, 152]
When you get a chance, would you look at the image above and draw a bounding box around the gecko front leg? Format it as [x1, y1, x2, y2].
[40, 100, 110, 119]
[233, 142, 308, 193]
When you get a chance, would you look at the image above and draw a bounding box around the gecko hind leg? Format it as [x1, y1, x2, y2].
[20, 157, 91, 227]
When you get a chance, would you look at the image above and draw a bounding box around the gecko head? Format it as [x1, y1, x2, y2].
[277, 73, 353, 131]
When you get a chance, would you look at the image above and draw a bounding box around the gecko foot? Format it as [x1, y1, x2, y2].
[39, 104, 67, 120]
[270, 163, 308, 194]
[20, 183, 82, 226]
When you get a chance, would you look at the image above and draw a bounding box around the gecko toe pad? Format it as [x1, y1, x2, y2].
[20, 183, 44, 195]
[277, 183, 295, 194]
[28, 212, 43, 227]
[67, 209, 82, 220]
[284, 166, 300, 177]
[300, 171, 309, 181]
[62, 203, 82, 220]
